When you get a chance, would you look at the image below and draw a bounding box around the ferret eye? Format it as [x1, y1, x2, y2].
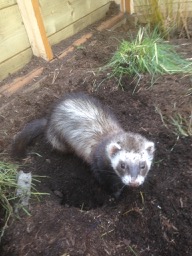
[140, 162, 146, 169]
[121, 162, 125, 169]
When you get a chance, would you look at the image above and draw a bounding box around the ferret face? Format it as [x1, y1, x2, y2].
[106, 137, 155, 187]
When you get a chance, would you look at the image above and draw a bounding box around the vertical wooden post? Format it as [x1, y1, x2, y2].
[120, 0, 134, 14]
[17, 0, 53, 61]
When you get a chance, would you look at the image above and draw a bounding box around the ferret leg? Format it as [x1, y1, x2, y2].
[92, 168, 124, 198]
[47, 135, 70, 153]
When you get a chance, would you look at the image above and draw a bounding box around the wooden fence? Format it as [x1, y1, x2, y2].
[0, 0, 192, 81]
[0, 0, 117, 81]
[134, 0, 192, 24]
[0, 0, 33, 81]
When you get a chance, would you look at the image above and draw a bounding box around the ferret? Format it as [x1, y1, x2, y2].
[12, 92, 155, 197]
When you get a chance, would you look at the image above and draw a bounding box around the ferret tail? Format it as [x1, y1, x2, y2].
[12, 118, 47, 158]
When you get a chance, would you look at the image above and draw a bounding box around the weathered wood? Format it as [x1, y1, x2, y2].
[17, 0, 53, 61]
[49, 3, 110, 45]
[1, 67, 44, 96]
[0, 0, 112, 81]
[134, 0, 192, 11]
[40, 0, 110, 39]
[134, 0, 192, 24]
[0, 4, 31, 64]
[0, 11, 123, 97]
[97, 12, 124, 31]
[120, 0, 134, 14]
[0, 0, 16, 10]
[0, 49, 33, 81]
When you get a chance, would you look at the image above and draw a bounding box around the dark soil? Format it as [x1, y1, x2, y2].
[0, 6, 192, 256]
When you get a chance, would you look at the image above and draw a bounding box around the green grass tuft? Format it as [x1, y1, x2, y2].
[0, 161, 18, 239]
[0, 161, 49, 240]
[155, 107, 192, 137]
[106, 27, 192, 88]
[170, 112, 192, 137]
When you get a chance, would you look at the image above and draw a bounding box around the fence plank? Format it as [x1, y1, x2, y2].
[17, 0, 53, 61]
[0, 0, 16, 10]
[40, 0, 110, 39]
[0, 4, 30, 63]
[48, 3, 110, 45]
[0, 49, 32, 81]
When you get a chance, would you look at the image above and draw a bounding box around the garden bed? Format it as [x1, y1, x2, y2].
[0, 10, 192, 256]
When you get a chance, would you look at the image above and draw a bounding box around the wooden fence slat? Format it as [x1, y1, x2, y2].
[0, 49, 33, 81]
[16, 0, 53, 61]
[48, 3, 110, 46]
[120, 0, 133, 14]
[0, 4, 31, 63]
[0, 0, 16, 10]
[39, 0, 110, 38]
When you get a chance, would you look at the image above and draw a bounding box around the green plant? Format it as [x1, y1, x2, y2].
[106, 27, 192, 89]
[155, 106, 192, 137]
[128, 245, 138, 256]
[0, 161, 18, 239]
[0, 161, 49, 240]
[171, 112, 192, 137]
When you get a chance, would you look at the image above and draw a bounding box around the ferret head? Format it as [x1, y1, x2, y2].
[106, 133, 155, 187]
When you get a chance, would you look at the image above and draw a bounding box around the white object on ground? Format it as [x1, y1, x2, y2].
[16, 171, 32, 207]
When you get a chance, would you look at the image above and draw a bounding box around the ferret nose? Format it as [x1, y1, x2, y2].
[130, 178, 139, 187]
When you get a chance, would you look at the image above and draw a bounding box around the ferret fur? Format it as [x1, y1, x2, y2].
[12, 92, 155, 196]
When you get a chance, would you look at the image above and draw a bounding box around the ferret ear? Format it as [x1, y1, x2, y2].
[145, 141, 155, 155]
[106, 143, 121, 158]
